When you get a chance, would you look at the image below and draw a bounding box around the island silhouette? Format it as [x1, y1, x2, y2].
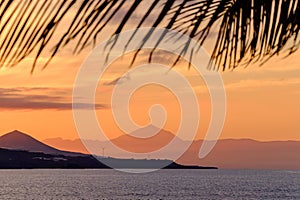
[43, 126, 300, 170]
[1, 129, 300, 170]
[0, 130, 216, 169]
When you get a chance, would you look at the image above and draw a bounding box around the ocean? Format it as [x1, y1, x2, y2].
[0, 169, 299, 199]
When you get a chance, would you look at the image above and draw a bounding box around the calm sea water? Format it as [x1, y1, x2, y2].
[0, 169, 299, 199]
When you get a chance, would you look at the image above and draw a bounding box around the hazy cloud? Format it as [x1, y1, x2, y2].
[0, 87, 107, 110]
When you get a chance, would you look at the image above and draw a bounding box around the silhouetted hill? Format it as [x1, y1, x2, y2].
[0, 130, 84, 157]
[0, 130, 215, 169]
[45, 133, 300, 170]
[111, 125, 181, 153]
[44, 126, 182, 155]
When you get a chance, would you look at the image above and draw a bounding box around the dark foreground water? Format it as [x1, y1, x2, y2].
[0, 169, 299, 199]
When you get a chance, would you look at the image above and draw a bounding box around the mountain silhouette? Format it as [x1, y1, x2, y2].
[44, 129, 300, 170]
[0, 130, 84, 157]
[44, 125, 180, 154]
[111, 125, 181, 153]
[0, 130, 213, 169]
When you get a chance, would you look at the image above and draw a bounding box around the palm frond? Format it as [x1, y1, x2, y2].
[0, 0, 299, 71]
[209, 0, 300, 70]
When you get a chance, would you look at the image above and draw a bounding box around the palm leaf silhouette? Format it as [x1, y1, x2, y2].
[0, 0, 299, 72]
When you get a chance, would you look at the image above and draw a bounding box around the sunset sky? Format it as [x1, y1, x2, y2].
[1, 47, 299, 142]
[1, 1, 300, 142]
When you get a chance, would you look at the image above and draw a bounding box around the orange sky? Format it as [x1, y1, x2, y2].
[1, 4, 300, 142]
[0, 47, 299, 142]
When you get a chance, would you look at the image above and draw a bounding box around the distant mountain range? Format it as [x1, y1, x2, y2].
[0, 130, 214, 169]
[0, 130, 84, 157]
[43, 126, 300, 170]
[1, 128, 299, 170]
